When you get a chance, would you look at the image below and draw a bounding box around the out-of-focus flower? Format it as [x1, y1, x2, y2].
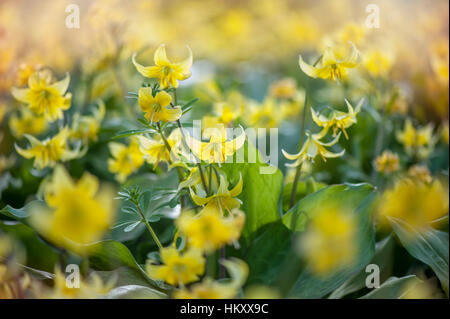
[15, 128, 85, 170]
[430, 39, 449, 84]
[363, 49, 394, 78]
[174, 258, 248, 299]
[378, 178, 449, 230]
[11, 70, 72, 122]
[70, 101, 105, 143]
[46, 267, 114, 299]
[15, 63, 40, 87]
[138, 129, 183, 166]
[269, 78, 297, 99]
[408, 165, 432, 184]
[29, 165, 116, 254]
[138, 87, 181, 123]
[189, 173, 243, 214]
[245, 285, 281, 299]
[9, 107, 48, 139]
[401, 280, 442, 299]
[280, 91, 305, 119]
[176, 204, 245, 253]
[186, 125, 246, 164]
[396, 119, 437, 159]
[374, 150, 400, 174]
[299, 44, 360, 81]
[146, 247, 205, 286]
[337, 23, 366, 47]
[212, 91, 245, 125]
[108, 137, 145, 183]
[440, 121, 449, 145]
[282, 131, 344, 167]
[247, 98, 283, 129]
[311, 98, 364, 139]
[298, 209, 357, 276]
[132, 44, 193, 89]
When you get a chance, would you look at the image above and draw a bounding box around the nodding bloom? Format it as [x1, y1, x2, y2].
[373, 150, 400, 174]
[299, 43, 360, 81]
[108, 137, 145, 183]
[176, 205, 245, 253]
[282, 131, 344, 167]
[378, 178, 449, 231]
[138, 87, 181, 123]
[269, 77, 297, 99]
[247, 98, 283, 129]
[311, 98, 364, 139]
[186, 125, 246, 164]
[396, 119, 437, 159]
[132, 44, 193, 89]
[11, 70, 72, 121]
[15, 128, 85, 170]
[145, 247, 205, 286]
[29, 165, 116, 254]
[70, 101, 105, 143]
[363, 49, 394, 78]
[189, 173, 243, 214]
[138, 128, 183, 166]
[299, 209, 357, 276]
[174, 258, 248, 299]
[9, 107, 48, 139]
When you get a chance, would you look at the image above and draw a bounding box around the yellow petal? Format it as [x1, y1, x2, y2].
[189, 187, 213, 206]
[224, 127, 246, 156]
[298, 55, 319, 78]
[155, 90, 172, 107]
[11, 87, 30, 103]
[340, 43, 360, 68]
[322, 47, 337, 66]
[229, 174, 243, 198]
[174, 46, 193, 77]
[154, 44, 170, 65]
[161, 106, 182, 122]
[282, 148, 301, 161]
[132, 53, 160, 78]
[50, 73, 70, 95]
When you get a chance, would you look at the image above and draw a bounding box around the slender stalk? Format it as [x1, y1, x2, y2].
[197, 163, 209, 195]
[137, 204, 162, 249]
[289, 162, 303, 208]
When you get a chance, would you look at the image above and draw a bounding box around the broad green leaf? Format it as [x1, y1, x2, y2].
[104, 285, 165, 299]
[86, 240, 166, 293]
[360, 275, 420, 299]
[0, 221, 59, 272]
[329, 235, 395, 299]
[222, 141, 283, 247]
[0, 200, 45, 222]
[390, 218, 449, 295]
[244, 183, 376, 298]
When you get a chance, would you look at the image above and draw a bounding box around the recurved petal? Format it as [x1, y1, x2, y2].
[224, 127, 246, 156]
[189, 187, 213, 206]
[11, 87, 30, 103]
[51, 73, 70, 94]
[322, 47, 337, 66]
[282, 148, 301, 161]
[316, 132, 342, 147]
[132, 53, 160, 78]
[340, 42, 360, 68]
[299, 55, 319, 78]
[108, 142, 125, 158]
[154, 44, 170, 65]
[174, 46, 193, 75]
[322, 148, 345, 158]
[229, 173, 243, 198]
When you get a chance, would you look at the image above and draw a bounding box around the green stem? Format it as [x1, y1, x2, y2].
[289, 162, 303, 208]
[137, 205, 162, 249]
[197, 163, 209, 195]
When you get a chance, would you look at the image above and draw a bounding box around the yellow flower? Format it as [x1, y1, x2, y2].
[176, 205, 245, 253]
[311, 98, 364, 139]
[298, 209, 357, 276]
[146, 247, 205, 286]
[212, 91, 245, 125]
[363, 49, 394, 78]
[337, 23, 366, 47]
[138, 87, 181, 123]
[11, 70, 72, 121]
[15, 63, 40, 87]
[15, 128, 85, 170]
[189, 173, 243, 214]
[374, 150, 400, 174]
[299, 44, 360, 81]
[108, 137, 145, 183]
[138, 129, 183, 166]
[247, 98, 283, 129]
[29, 165, 116, 254]
[174, 258, 248, 299]
[396, 119, 436, 159]
[132, 44, 193, 89]
[378, 178, 449, 231]
[407, 165, 432, 184]
[282, 131, 344, 167]
[186, 125, 246, 164]
[269, 78, 297, 99]
[70, 101, 105, 143]
[47, 267, 114, 299]
[9, 107, 48, 139]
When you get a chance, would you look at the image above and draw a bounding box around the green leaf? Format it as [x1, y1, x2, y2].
[104, 285, 165, 299]
[329, 235, 395, 299]
[360, 275, 420, 299]
[0, 221, 59, 272]
[0, 200, 45, 222]
[222, 141, 283, 247]
[390, 218, 449, 295]
[86, 240, 166, 293]
[113, 129, 156, 139]
[243, 183, 376, 298]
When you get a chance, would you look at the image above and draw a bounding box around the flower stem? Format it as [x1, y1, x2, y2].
[137, 204, 162, 250]
[197, 163, 209, 195]
[289, 162, 303, 208]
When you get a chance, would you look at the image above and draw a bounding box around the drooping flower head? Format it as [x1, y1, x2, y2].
[138, 128, 183, 166]
[70, 100, 106, 143]
[108, 137, 145, 183]
[138, 87, 181, 123]
[9, 107, 48, 139]
[132, 44, 193, 89]
[11, 69, 72, 121]
[373, 150, 400, 175]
